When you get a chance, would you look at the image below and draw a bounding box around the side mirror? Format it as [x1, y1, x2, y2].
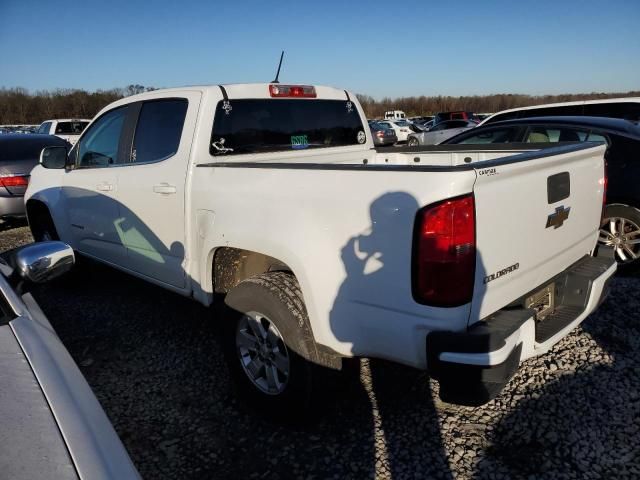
[12, 242, 75, 283]
[39, 146, 68, 169]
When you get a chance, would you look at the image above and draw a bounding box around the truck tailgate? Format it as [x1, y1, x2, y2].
[470, 144, 607, 324]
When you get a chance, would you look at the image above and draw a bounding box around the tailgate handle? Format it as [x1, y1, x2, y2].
[547, 172, 570, 204]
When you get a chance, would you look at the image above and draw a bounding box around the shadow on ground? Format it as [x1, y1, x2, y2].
[31, 259, 454, 479]
[26, 256, 640, 479]
[473, 276, 640, 479]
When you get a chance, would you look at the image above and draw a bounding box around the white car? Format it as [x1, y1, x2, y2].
[26, 83, 613, 413]
[407, 119, 478, 146]
[36, 119, 91, 145]
[378, 119, 413, 142]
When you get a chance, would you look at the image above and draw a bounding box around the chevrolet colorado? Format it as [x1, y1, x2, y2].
[25, 84, 614, 413]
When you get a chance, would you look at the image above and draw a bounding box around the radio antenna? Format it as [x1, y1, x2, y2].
[272, 51, 285, 83]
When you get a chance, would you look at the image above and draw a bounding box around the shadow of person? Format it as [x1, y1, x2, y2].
[328, 192, 454, 480]
[472, 275, 640, 479]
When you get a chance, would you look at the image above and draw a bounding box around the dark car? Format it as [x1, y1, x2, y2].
[369, 121, 398, 146]
[444, 116, 640, 270]
[0, 134, 69, 220]
[433, 111, 476, 124]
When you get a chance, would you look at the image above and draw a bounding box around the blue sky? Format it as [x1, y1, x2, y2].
[1, 0, 638, 99]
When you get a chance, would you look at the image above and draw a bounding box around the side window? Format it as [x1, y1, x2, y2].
[77, 107, 128, 168]
[430, 123, 446, 131]
[526, 126, 589, 143]
[131, 99, 188, 164]
[525, 127, 552, 143]
[457, 127, 518, 144]
[587, 131, 608, 143]
[38, 122, 51, 134]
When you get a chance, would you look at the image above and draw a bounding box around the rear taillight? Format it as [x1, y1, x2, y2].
[413, 194, 476, 307]
[376, 130, 385, 138]
[0, 175, 29, 195]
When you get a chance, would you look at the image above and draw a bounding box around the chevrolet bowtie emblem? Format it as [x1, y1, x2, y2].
[546, 206, 571, 229]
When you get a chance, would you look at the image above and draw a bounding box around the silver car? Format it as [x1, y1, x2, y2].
[406, 120, 478, 146]
[0, 134, 69, 220]
[0, 242, 140, 479]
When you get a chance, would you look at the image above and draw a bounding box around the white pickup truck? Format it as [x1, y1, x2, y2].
[25, 83, 615, 414]
[36, 119, 91, 145]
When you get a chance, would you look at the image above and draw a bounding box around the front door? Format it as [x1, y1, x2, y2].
[62, 105, 130, 265]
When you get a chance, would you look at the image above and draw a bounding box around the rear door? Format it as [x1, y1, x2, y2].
[114, 93, 200, 289]
[469, 144, 607, 323]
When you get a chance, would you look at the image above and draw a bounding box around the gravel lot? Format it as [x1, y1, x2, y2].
[3, 225, 638, 479]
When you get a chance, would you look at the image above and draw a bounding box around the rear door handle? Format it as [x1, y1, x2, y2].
[153, 183, 177, 195]
[96, 183, 113, 192]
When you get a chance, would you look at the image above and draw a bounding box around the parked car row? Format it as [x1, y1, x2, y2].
[1, 119, 90, 145]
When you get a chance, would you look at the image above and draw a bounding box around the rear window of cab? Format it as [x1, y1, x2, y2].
[210, 99, 366, 156]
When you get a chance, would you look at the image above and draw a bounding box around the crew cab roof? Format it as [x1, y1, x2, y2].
[122, 83, 353, 101]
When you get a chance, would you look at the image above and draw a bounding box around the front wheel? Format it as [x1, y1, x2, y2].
[599, 204, 640, 272]
[407, 137, 420, 147]
[221, 272, 319, 419]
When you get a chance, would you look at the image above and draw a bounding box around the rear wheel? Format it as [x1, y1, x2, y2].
[599, 204, 640, 272]
[221, 272, 319, 419]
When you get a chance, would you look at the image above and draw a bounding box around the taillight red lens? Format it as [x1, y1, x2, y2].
[376, 130, 385, 138]
[413, 194, 476, 307]
[0, 175, 29, 188]
[269, 84, 316, 98]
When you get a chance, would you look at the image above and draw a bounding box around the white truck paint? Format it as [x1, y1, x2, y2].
[26, 84, 614, 406]
[36, 119, 91, 145]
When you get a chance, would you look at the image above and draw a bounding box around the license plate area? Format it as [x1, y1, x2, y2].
[525, 283, 555, 321]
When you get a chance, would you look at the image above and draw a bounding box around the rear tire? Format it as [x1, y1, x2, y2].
[599, 203, 640, 273]
[221, 272, 319, 420]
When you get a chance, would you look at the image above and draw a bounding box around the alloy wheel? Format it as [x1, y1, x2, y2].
[235, 312, 290, 395]
[599, 216, 640, 263]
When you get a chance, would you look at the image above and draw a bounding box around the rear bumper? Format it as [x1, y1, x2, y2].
[426, 249, 616, 406]
[0, 195, 26, 218]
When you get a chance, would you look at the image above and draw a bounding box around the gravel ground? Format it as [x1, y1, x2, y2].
[3, 225, 639, 479]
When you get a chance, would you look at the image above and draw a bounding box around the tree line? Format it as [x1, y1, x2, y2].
[1, 85, 638, 125]
[356, 91, 640, 119]
[0, 85, 155, 125]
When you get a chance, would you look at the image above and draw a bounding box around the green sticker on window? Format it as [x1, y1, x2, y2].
[291, 135, 309, 149]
